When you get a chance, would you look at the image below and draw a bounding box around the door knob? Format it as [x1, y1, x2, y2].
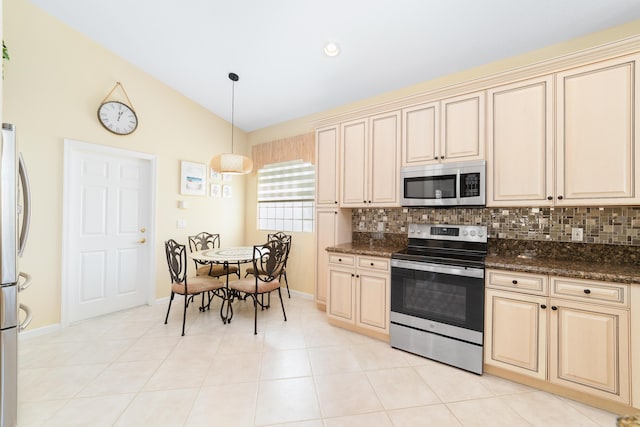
[137, 238, 147, 244]
[140, 227, 146, 233]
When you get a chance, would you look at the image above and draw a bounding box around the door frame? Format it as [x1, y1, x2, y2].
[61, 139, 157, 327]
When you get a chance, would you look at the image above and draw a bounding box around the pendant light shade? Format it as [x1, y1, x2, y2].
[210, 72, 253, 174]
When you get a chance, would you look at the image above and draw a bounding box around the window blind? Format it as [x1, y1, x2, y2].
[257, 160, 316, 202]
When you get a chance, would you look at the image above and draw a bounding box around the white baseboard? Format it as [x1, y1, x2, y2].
[18, 323, 61, 341]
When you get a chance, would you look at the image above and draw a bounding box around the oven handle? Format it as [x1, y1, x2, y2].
[391, 259, 484, 279]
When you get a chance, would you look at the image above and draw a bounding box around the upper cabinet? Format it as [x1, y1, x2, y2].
[402, 91, 485, 166]
[340, 111, 401, 207]
[487, 76, 554, 206]
[555, 55, 640, 206]
[316, 126, 340, 207]
[488, 55, 640, 207]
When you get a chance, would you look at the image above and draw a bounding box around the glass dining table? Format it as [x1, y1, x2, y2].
[189, 246, 255, 323]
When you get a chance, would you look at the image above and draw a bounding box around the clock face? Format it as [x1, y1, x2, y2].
[97, 101, 138, 135]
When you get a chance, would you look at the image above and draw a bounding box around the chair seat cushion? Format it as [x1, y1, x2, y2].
[171, 276, 224, 295]
[196, 264, 239, 277]
[228, 277, 280, 294]
[245, 266, 286, 275]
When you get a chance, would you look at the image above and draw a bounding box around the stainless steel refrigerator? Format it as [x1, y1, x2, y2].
[0, 123, 32, 427]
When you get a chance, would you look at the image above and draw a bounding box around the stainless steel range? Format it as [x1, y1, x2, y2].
[390, 223, 487, 374]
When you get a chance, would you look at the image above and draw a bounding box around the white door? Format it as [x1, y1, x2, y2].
[63, 140, 156, 324]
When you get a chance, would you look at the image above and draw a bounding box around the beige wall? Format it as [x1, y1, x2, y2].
[3, 0, 250, 329]
[244, 19, 640, 300]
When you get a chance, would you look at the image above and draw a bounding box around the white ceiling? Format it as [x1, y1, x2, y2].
[30, 0, 640, 132]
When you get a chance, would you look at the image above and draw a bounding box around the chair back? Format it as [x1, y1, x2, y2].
[267, 232, 292, 266]
[165, 239, 188, 284]
[252, 239, 288, 283]
[189, 232, 221, 252]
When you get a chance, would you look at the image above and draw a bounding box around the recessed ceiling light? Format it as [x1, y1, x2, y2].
[323, 41, 340, 57]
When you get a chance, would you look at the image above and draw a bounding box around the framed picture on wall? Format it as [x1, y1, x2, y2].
[222, 185, 232, 198]
[210, 183, 221, 198]
[180, 161, 206, 196]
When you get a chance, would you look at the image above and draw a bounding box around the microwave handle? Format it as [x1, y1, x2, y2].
[456, 169, 461, 204]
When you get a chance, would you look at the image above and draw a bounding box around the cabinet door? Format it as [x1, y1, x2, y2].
[485, 289, 547, 380]
[327, 267, 355, 322]
[340, 118, 368, 207]
[356, 271, 389, 333]
[549, 299, 630, 404]
[369, 111, 401, 206]
[402, 102, 439, 165]
[316, 126, 339, 206]
[556, 55, 640, 205]
[441, 91, 485, 161]
[315, 210, 350, 304]
[487, 77, 554, 206]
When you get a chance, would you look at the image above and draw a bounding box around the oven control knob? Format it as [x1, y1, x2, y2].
[478, 230, 485, 237]
[470, 230, 476, 237]
[462, 230, 468, 236]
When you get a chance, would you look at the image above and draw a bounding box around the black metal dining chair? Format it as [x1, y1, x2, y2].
[188, 232, 240, 280]
[228, 239, 288, 334]
[164, 239, 225, 336]
[244, 232, 292, 297]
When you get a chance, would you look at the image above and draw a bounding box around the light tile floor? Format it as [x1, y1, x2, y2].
[18, 294, 621, 426]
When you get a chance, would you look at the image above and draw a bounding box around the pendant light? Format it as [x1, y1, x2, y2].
[210, 72, 253, 174]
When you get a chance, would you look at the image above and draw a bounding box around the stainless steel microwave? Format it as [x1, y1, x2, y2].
[400, 160, 486, 207]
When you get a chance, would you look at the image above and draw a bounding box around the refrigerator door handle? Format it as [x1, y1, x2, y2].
[18, 271, 32, 292]
[18, 303, 33, 332]
[18, 152, 32, 257]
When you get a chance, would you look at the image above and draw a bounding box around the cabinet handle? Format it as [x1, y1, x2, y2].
[583, 289, 591, 294]
[356, 274, 360, 278]
[512, 280, 518, 285]
[558, 195, 564, 200]
[540, 304, 547, 309]
[368, 200, 372, 204]
[370, 262, 374, 266]
[351, 273, 355, 277]
[440, 156, 444, 160]
[551, 306, 558, 311]
[338, 258, 342, 262]
[434, 156, 438, 160]
[334, 201, 338, 204]
[547, 196, 553, 200]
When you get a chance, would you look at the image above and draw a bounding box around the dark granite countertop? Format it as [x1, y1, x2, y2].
[486, 254, 640, 284]
[326, 242, 403, 258]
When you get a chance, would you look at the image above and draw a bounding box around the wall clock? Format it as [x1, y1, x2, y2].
[97, 82, 138, 135]
[97, 100, 138, 135]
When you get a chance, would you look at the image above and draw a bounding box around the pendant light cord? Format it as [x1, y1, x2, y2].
[229, 72, 239, 154]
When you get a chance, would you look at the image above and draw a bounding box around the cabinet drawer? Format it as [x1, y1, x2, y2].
[486, 269, 548, 295]
[328, 253, 355, 266]
[357, 256, 389, 272]
[550, 277, 629, 307]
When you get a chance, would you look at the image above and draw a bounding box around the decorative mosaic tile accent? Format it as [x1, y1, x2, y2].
[351, 206, 640, 246]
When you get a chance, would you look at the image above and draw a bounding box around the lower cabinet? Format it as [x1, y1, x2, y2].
[485, 269, 631, 406]
[327, 252, 390, 339]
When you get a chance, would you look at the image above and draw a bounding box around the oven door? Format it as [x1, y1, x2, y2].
[390, 259, 484, 332]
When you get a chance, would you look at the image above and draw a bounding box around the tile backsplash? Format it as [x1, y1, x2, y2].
[352, 206, 640, 246]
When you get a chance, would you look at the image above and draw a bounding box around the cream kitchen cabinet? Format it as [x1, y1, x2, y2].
[555, 55, 640, 206]
[340, 111, 401, 207]
[487, 55, 640, 207]
[485, 270, 549, 380]
[316, 126, 340, 207]
[327, 253, 390, 339]
[485, 269, 632, 406]
[486, 76, 554, 206]
[402, 91, 485, 166]
[314, 209, 350, 307]
[548, 276, 630, 405]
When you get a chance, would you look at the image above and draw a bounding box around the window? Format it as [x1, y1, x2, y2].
[257, 160, 315, 232]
